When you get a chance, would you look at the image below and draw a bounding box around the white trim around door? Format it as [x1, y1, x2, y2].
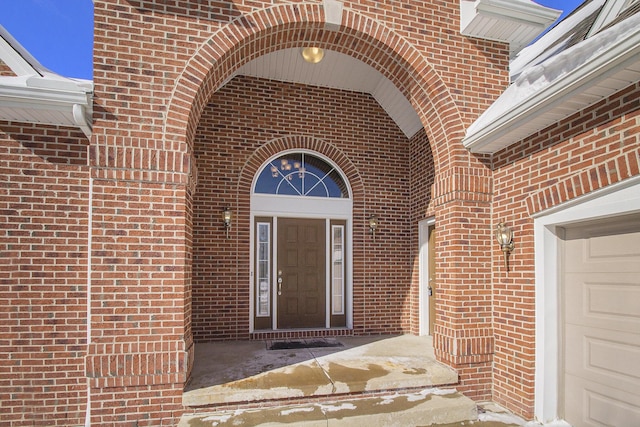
[533, 175, 640, 423]
[418, 217, 435, 336]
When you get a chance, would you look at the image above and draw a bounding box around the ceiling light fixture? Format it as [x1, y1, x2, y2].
[301, 47, 325, 64]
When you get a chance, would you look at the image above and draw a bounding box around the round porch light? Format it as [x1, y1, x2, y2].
[301, 47, 324, 64]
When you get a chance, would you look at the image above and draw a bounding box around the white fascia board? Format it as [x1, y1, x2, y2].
[461, 0, 561, 40]
[475, 0, 561, 26]
[0, 76, 93, 136]
[462, 13, 640, 153]
[1, 76, 91, 105]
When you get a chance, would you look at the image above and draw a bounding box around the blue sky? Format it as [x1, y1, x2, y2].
[0, 0, 584, 81]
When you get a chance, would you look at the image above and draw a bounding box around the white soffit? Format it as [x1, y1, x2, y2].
[463, 8, 640, 154]
[0, 25, 93, 137]
[235, 48, 423, 139]
[460, 0, 562, 55]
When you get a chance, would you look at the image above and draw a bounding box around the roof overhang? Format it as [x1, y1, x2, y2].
[0, 25, 93, 137]
[462, 10, 640, 154]
[460, 0, 561, 55]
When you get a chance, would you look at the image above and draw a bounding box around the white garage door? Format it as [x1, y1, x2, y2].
[562, 213, 640, 427]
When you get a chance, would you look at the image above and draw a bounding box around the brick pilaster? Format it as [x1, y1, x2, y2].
[432, 166, 494, 400]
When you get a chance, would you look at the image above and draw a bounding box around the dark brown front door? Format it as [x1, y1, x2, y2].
[277, 218, 326, 329]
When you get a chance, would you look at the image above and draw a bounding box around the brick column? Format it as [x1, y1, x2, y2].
[86, 135, 193, 425]
[432, 166, 494, 400]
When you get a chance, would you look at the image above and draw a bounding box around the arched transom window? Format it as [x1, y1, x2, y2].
[254, 152, 349, 198]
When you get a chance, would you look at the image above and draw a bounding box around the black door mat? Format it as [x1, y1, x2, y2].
[267, 338, 344, 350]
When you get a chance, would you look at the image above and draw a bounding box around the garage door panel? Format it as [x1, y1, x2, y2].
[565, 324, 640, 394]
[565, 375, 640, 427]
[565, 276, 640, 333]
[562, 214, 640, 427]
[564, 228, 640, 273]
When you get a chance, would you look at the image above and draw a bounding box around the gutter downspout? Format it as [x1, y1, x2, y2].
[73, 103, 93, 138]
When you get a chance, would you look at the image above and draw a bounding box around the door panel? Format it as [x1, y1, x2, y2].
[277, 218, 326, 328]
[428, 224, 436, 335]
[561, 214, 640, 427]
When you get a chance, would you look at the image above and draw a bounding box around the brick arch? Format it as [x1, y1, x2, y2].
[525, 150, 640, 216]
[238, 135, 364, 203]
[165, 2, 465, 176]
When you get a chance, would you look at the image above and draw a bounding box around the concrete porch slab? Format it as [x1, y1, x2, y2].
[183, 335, 458, 408]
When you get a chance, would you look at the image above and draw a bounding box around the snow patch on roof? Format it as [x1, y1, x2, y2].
[510, 0, 606, 79]
[464, 6, 640, 144]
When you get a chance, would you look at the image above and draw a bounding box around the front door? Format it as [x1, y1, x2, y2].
[419, 221, 436, 335]
[427, 224, 436, 335]
[277, 218, 326, 329]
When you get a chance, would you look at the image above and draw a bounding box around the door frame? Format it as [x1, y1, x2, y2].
[249, 151, 353, 332]
[418, 218, 435, 336]
[533, 176, 640, 423]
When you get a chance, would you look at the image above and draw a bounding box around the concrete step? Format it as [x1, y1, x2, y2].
[179, 388, 477, 427]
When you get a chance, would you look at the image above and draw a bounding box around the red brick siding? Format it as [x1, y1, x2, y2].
[94, 0, 508, 173]
[0, 60, 15, 76]
[84, 0, 510, 422]
[491, 82, 640, 418]
[192, 75, 413, 340]
[0, 123, 89, 426]
[87, 176, 191, 426]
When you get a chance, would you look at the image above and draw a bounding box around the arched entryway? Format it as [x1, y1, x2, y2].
[178, 0, 494, 402]
[179, 3, 460, 343]
[250, 150, 353, 331]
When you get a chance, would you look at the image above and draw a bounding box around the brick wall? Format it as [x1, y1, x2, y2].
[408, 129, 435, 334]
[0, 123, 89, 426]
[0, 0, 632, 423]
[85, 0, 507, 423]
[192, 75, 413, 340]
[491, 82, 640, 418]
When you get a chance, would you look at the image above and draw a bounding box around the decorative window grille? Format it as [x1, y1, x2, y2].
[256, 222, 270, 317]
[255, 153, 348, 198]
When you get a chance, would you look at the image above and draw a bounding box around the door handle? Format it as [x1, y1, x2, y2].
[277, 270, 283, 295]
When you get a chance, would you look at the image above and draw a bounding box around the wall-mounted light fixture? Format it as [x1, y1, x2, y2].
[222, 207, 232, 238]
[301, 47, 325, 64]
[495, 222, 514, 271]
[368, 214, 379, 238]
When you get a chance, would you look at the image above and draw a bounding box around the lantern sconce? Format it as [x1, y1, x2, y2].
[368, 214, 379, 238]
[222, 208, 232, 238]
[495, 222, 515, 271]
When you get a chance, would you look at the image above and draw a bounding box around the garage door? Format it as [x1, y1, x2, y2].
[561, 213, 640, 427]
